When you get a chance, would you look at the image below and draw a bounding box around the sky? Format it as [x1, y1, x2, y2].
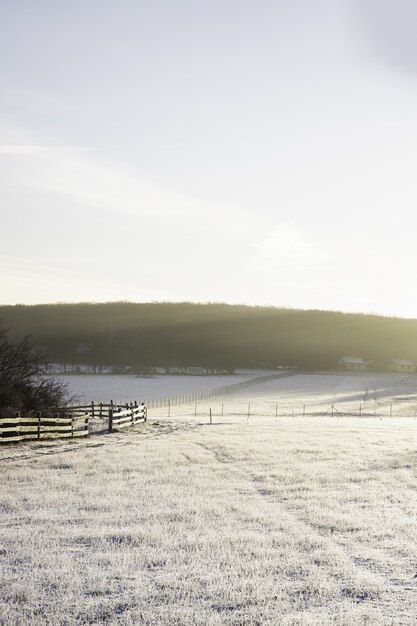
[1, 0, 417, 317]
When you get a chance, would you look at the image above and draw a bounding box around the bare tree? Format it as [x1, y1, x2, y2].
[0, 324, 70, 416]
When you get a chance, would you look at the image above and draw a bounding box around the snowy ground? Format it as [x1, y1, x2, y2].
[60, 370, 276, 404]
[1, 373, 417, 625]
[60, 370, 417, 418]
[156, 371, 417, 420]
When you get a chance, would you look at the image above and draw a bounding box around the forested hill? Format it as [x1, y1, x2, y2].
[0, 302, 416, 371]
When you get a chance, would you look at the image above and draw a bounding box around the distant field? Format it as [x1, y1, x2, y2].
[1, 373, 417, 625]
[59, 370, 275, 403]
[60, 371, 417, 418]
[164, 371, 417, 420]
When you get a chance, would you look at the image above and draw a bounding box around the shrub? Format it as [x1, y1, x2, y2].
[0, 324, 70, 417]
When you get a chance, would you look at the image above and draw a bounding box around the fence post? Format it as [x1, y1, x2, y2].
[389, 404, 392, 418]
[109, 400, 114, 433]
[14, 411, 20, 440]
[275, 402, 278, 418]
[221, 403, 224, 417]
[37, 411, 41, 439]
[247, 403, 251, 421]
[168, 400, 171, 417]
[209, 408, 212, 425]
[91, 401, 95, 419]
[194, 402, 197, 417]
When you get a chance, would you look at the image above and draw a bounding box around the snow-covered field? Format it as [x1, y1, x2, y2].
[161, 371, 417, 420]
[60, 371, 417, 418]
[2, 372, 417, 625]
[60, 370, 276, 403]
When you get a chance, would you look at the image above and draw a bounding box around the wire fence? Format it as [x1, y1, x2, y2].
[148, 398, 417, 420]
[142, 372, 295, 409]
[111, 371, 417, 420]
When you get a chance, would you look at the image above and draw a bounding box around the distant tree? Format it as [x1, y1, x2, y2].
[132, 363, 153, 378]
[0, 324, 70, 417]
[2, 302, 417, 372]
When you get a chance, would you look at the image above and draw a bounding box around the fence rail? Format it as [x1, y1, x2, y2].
[108, 402, 147, 432]
[0, 411, 89, 443]
[63, 401, 147, 432]
[0, 400, 148, 444]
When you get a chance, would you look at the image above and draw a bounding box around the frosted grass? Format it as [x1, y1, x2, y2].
[1, 408, 417, 624]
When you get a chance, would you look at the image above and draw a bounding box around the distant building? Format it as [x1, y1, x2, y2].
[389, 359, 415, 373]
[339, 356, 366, 371]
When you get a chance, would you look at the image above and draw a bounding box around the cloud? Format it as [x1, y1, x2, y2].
[0, 145, 84, 155]
[0, 147, 201, 218]
[36, 152, 218, 219]
[252, 222, 330, 271]
[0, 254, 74, 279]
[354, 0, 417, 74]
[0, 141, 256, 231]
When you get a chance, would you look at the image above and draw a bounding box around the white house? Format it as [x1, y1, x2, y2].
[338, 356, 366, 371]
[389, 359, 415, 373]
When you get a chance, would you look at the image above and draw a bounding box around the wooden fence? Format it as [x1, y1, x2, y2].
[51, 401, 147, 433]
[109, 402, 147, 432]
[63, 401, 147, 433]
[0, 400, 147, 444]
[0, 410, 89, 444]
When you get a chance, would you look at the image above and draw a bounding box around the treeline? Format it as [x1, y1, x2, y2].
[0, 302, 416, 372]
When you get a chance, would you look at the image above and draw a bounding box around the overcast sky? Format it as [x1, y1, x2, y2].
[1, 0, 417, 317]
